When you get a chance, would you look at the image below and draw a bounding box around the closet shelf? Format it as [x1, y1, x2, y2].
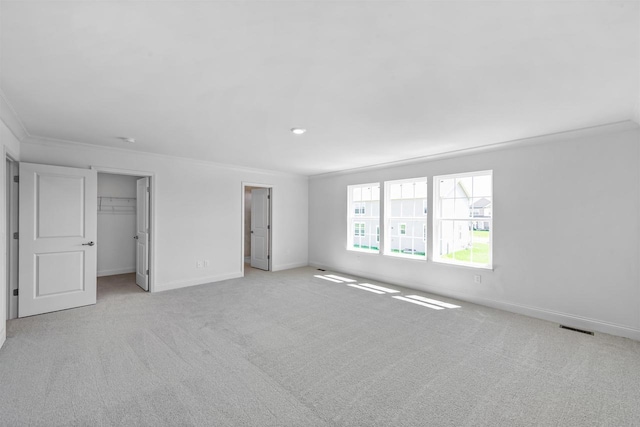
[98, 196, 135, 214]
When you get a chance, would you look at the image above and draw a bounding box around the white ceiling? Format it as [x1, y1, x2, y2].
[1, 1, 638, 176]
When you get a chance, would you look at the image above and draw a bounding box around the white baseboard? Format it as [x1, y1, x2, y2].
[98, 267, 136, 277]
[309, 261, 640, 342]
[271, 261, 309, 272]
[0, 326, 5, 350]
[155, 272, 243, 293]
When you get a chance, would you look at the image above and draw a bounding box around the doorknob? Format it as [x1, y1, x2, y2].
[82, 241, 95, 246]
[133, 235, 139, 240]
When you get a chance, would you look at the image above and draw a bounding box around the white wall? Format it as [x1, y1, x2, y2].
[0, 118, 21, 349]
[309, 124, 640, 341]
[21, 139, 309, 292]
[97, 173, 138, 277]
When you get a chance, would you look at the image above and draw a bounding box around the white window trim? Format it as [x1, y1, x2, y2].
[347, 182, 381, 253]
[432, 170, 493, 269]
[383, 177, 428, 260]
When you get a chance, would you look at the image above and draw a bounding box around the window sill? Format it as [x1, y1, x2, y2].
[347, 247, 380, 255]
[384, 252, 426, 261]
[432, 258, 494, 271]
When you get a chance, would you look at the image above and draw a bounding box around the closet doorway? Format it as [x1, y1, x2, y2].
[96, 169, 152, 294]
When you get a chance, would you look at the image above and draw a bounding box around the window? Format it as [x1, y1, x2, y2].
[384, 178, 428, 259]
[348, 183, 380, 252]
[433, 170, 492, 268]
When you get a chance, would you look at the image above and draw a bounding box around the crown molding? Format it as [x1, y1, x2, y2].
[309, 120, 640, 180]
[22, 134, 308, 179]
[0, 89, 30, 141]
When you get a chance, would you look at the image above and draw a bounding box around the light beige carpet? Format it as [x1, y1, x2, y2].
[1, 267, 639, 426]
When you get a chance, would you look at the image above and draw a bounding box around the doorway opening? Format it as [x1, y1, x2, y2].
[5, 156, 18, 320]
[7, 163, 155, 319]
[94, 167, 153, 300]
[242, 184, 272, 273]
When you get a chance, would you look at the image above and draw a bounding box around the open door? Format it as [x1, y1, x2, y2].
[135, 177, 149, 291]
[18, 163, 97, 317]
[250, 188, 270, 271]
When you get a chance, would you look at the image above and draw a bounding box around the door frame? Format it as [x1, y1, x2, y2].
[241, 182, 273, 276]
[91, 166, 156, 293]
[2, 146, 18, 343]
[5, 155, 18, 320]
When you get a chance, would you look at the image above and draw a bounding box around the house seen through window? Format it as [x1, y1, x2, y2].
[433, 171, 492, 268]
[384, 178, 428, 259]
[347, 183, 380, 252]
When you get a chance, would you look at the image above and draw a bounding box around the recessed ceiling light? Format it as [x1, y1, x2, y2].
[117, 137, 136, 143]
[290, 128, 306, 135]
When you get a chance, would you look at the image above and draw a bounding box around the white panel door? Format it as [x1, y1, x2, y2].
[19, 163, 97, 317]
[135, 177, 149, 291]
[250, 188, 270, 271]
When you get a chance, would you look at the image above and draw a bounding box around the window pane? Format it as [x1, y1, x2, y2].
[371, 201, 380, 218]
[451, 221, 471, 262]
[361, 186, 372, 201]
[441, 199, 455, 218]
[390, 183, 402, 200]
[400, 200, 413, 217]
[401, 183, 413, 199]
[439, 178, 455, 198]
[473, 175, 492, 198]
[353, 187, 362, 202]
[372, 185, 380, 201]
[456, 177, 472, 197]
[471, 226, 490, 265]
[471, 197, 492, 219]
[453, 198, 470, 218]
[438, 220, 455, 257]
[414, 181, 427, 198]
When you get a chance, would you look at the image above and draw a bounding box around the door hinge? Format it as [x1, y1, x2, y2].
[147, 187, 150, 193]
[13, 232, 18, 239]
[267, 255, 270, 260]
[13, 176, 19, 183]
[13, 289, 18, 296]
[146, 269, 149, 275]
[267, 195, 270, 199]
[267, 225, 270, 230]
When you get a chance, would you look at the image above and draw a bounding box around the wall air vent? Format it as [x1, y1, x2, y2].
[559, 325, 594, 336]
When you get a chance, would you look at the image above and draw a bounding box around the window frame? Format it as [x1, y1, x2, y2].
[347, 182, 381, 253]
[383, 177, 428, 260]
[432, 170, 493, 269]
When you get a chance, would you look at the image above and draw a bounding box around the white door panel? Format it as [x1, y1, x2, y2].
[250, 188, 270, 271]
[135, 177, 149, 291]
[19, 163, 97, 317]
